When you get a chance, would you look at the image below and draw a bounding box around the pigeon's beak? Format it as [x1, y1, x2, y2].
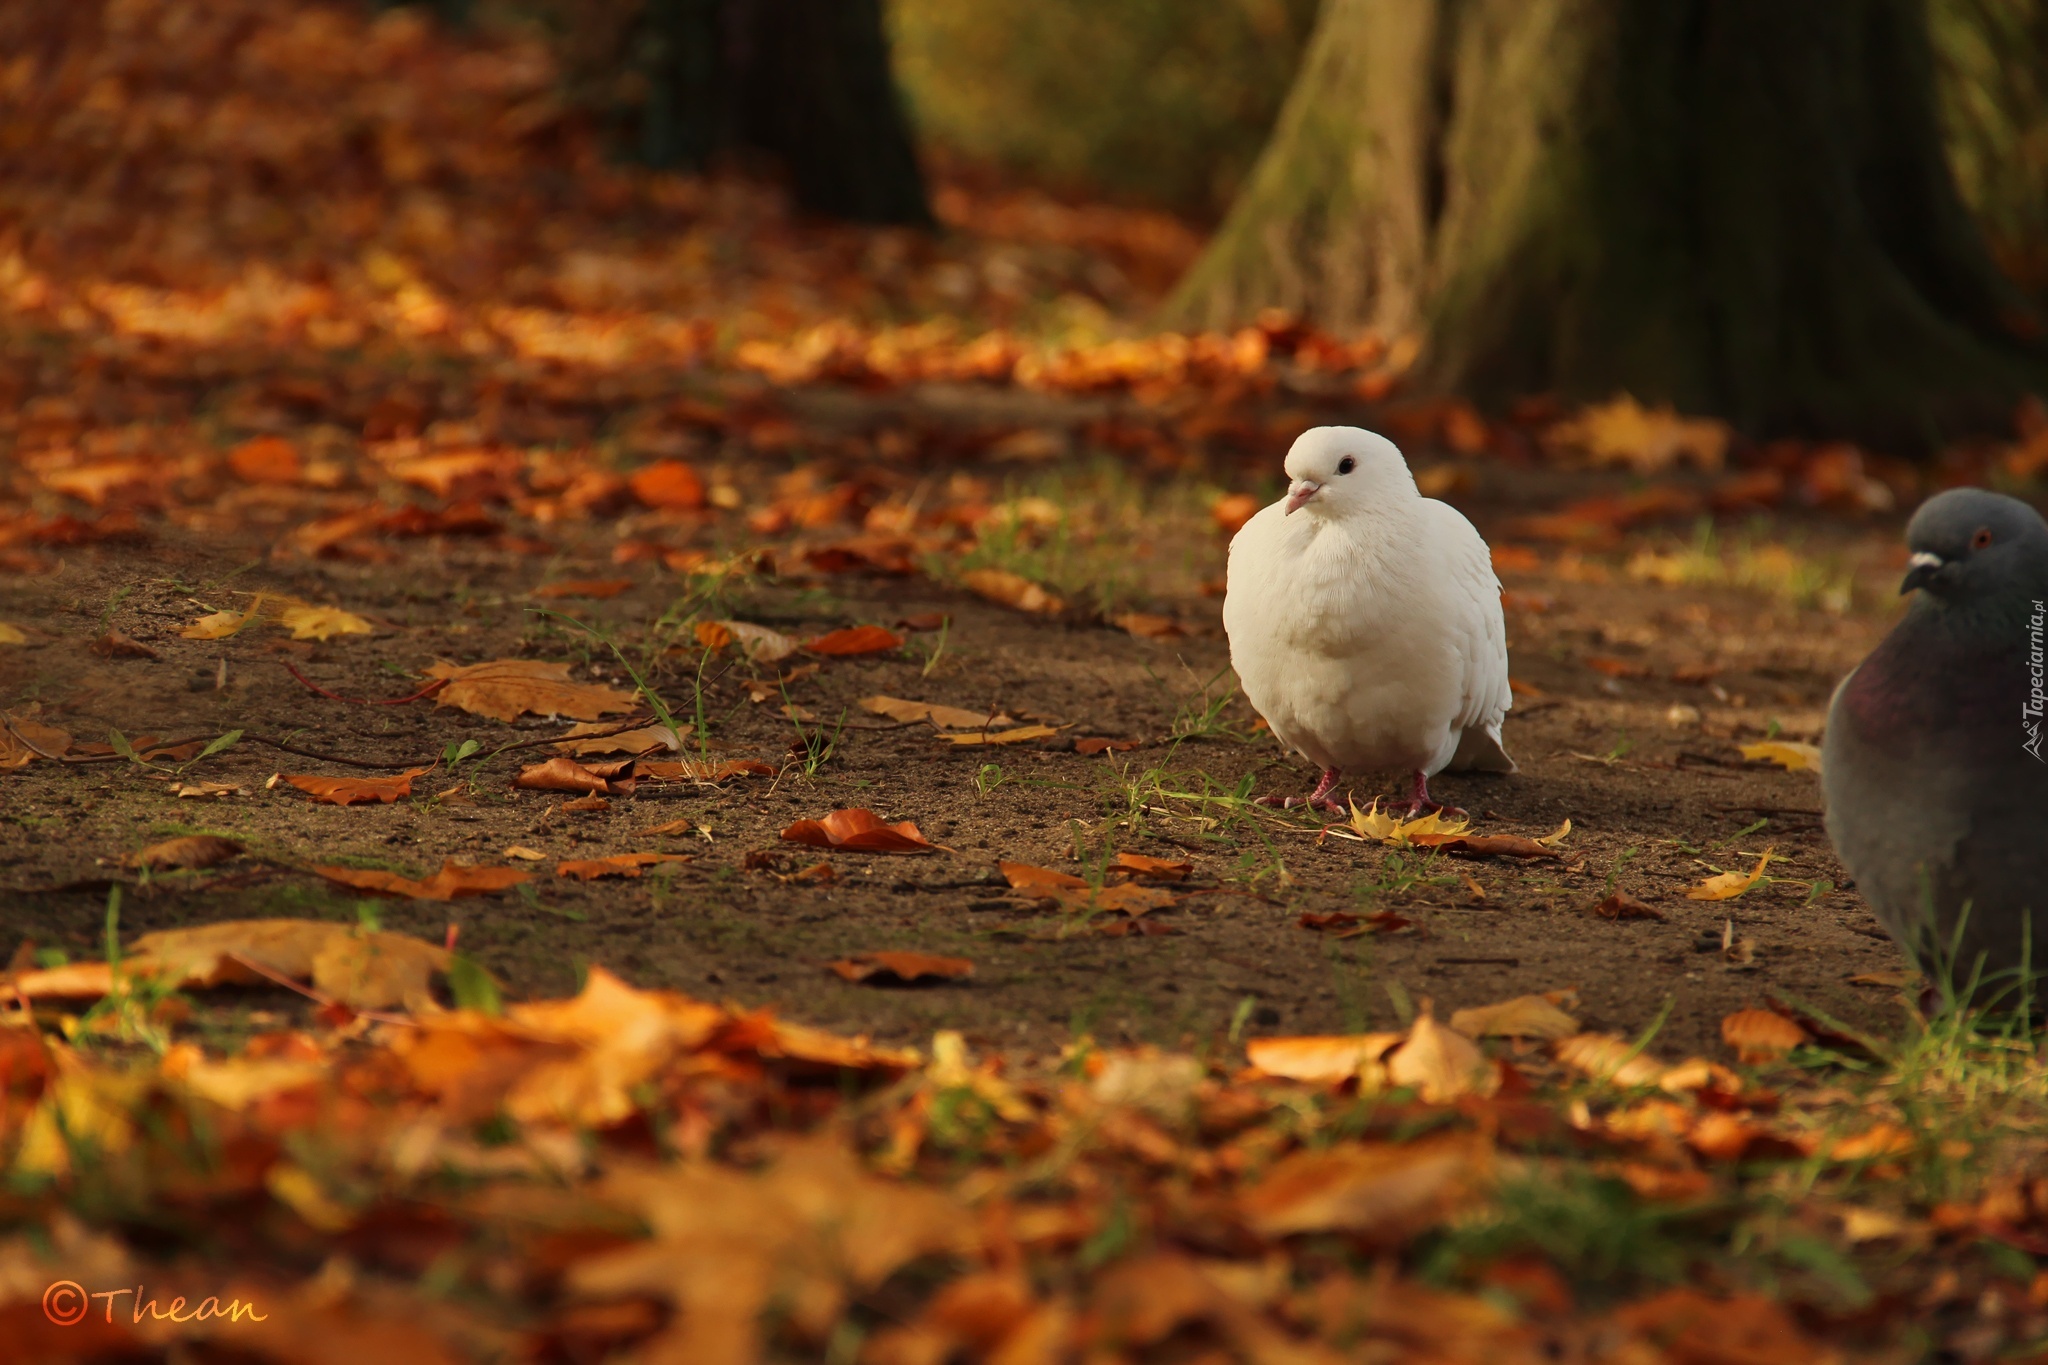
[1283, 479, 1323, 515]
[1900, 550, 1947, 595]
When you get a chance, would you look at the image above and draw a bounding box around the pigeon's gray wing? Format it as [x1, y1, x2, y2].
[1428, 499, 1515, 773]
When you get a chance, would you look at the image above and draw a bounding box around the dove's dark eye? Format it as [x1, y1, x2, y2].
[1336, 456, 1356, 475]
[1972, 527, 1994, 550]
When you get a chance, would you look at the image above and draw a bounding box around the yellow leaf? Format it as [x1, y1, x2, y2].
[1740, 741, 1822, 773]
[1347, 797, 1471, 845]
[1245, 1033, 1403, 1085]
[1449, 991, 1581, 1042]
[181, 594, 267, 640]
[280, 603, 375, 641]
[1535, 818, 1572, 847]
[1554, 1032, 1667, 1088]
[942, 724, 1059, 746]
[1386, 1006, 1498, 1102]
[1686, 848, 1775, 900]
[0, 622, 25, 644]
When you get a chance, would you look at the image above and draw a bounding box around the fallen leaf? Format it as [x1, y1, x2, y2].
[1297, 910, 1411, 937]
[1740, 741, 1822, 773]
[90, 631, 159, 659]
[1592, 891, 1665, 920]
[284, 767, 431, 805]
[1112, 852, 1191, 881]
[961, 568, 1065, 614]
[182, 603, 264, 639]
[861, 695, 1017, 729]
[1407, 832, 1561, 860]
[805, 625, 904, 656]
[172, 781, 248, 799]
[533, 578, 633, 600]
[1387, 1007, 1499, 1102]
[1239, 1133, 1491, 1242]
[1847, 969, 1915, 988]
[127, 918, 459, 1011]
[279, 604, 375, 641]
[228, 435, 301, 484]
[1826, 1123, 1915, 1162]
[561, 796, 611, 813]
[554, 721, 687, 756]
[557, 853, 693, 880]
[1721, 1009, 1810, 1064]
[514, 757, 631, 795]
[503, 846, 547, 861]
[829, 952, 976, 985]
[0, 718, 72, 767]
[1450, 992, 1581, 1042]
[782, 808, 938, 854]
[942, 725, 1059, 746]
[1211, 492, 1260, 534]
[1686, 849, 1775, 900]
[1075, 737, 1141, 755]
[627, 459, 706, 509]
[1049, 883, 1177, 917]
[312, 861, 532, 900]
[0, 622, 26, 644]
[1000, 862, 1088, 891]
[1111, 612, 1183, 640]
[1544, 395, 1731, 473]
[1554, 1033, 1666, 1088]
[425, 659, 639, 723]
[1345, 798, 1471, 845]
[124, 836, 244, 872]
[1244, 1033, 1403, 1084]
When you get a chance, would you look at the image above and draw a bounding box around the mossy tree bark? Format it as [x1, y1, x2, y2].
[635, 0, 930, 226]
[1166, 0, 2045, 450]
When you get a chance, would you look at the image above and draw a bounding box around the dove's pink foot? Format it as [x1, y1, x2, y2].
[1256, 766, 1345, 815]
[1391, 769, 1465, 820]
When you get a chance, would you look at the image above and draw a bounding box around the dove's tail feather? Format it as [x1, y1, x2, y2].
[1447, 724, 1516, 774]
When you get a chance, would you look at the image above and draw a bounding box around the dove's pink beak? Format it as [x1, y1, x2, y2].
[1283, 479, 1322, 515]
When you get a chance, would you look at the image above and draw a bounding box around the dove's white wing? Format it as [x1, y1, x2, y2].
[1424, 499, 1515, 772]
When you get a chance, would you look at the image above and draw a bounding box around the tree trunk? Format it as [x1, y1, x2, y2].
[1166, 0, 2045, 450]
[636, 0, 931, 226]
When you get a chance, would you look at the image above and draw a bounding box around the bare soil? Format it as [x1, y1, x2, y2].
[0, 442, 1916, 1064]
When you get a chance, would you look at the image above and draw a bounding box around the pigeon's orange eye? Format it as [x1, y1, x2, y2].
[1336, 456, 1356, 475]
[1972, 527, 1994, 550]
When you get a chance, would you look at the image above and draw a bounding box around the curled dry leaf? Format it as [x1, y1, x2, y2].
[1449, 992, 1581, 1042]
[1407, 831, 1561, 860]
[1239, 1132, 1492, 1242]
[961, 568, 1065, 615]
[782, 808, 938, 854]
[1113, 852, 1191, 881]
[1721, 1008, 1810, 1064]
[1554, 1033, 1666, 1088]
[173, 781, 248, 799]
[1244, 1033, 1403, 1085]
[124, 835, 244, 871]
[0, 622, 27, 644]
[312, 861, 532, 901]
[532, 578, 632, 600]
[424, 659, 639, 723]
[1076, 737, 1141, 755]
[942, 725, 1060, 746]
[514, 756, 634, 795]
[1387, 1008, 1499, 1103]
[557, 853, 693, 881]
[279, 603, 375, 640]
[1297, 910, 1412, 937]
[284, 767, 431, 805]
[1740, 741, 1822, 773]
[0, 718, 72, 768]
[829, 952, 976, 985]
[1001, 861, 1087, 891]
[1049, 883, 1177, 917]
[1686, 849, 1775, 900]
[698, 619, 801, 663]
[805, 625, 904, 656]
[1593, 890, 1665, 920]
[627, 459, 705, 510]
[862, 695, 1016, 729]
[1111, 612, 1183, 640]
[1827, 1123, 1915, 1162]
[554, 720, 687, 756]
[90, 631, 159, 658]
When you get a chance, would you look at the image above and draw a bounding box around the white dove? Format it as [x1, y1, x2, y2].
[1223, 425, 1514, 815]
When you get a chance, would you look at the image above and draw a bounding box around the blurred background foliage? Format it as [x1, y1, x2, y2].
[475, 0, 2048, 296]
[887, 0, 1320, 218]
[1929, 0, 2048, 300]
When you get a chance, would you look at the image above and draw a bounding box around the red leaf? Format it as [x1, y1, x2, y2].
[805, 626, 904, 656]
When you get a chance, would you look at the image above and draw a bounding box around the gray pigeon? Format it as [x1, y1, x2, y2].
[1823, 487, 2048, 999]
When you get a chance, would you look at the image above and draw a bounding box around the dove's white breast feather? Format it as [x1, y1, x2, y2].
[1223, 491, 1512, 779]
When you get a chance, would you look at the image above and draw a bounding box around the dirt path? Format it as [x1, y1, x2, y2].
[1, 442, 1914, 1062]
